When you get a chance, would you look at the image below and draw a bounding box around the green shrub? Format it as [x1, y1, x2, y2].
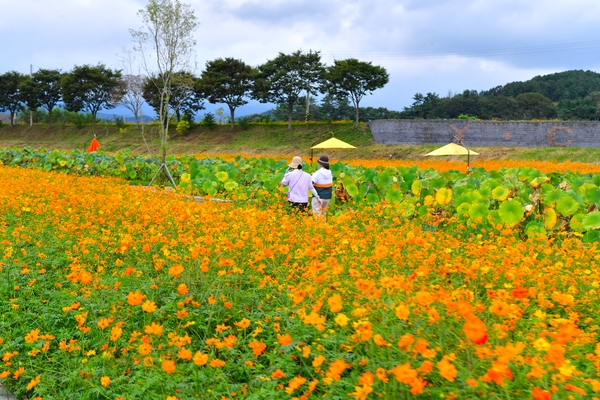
[176, 120, 191, 134]
[237, 117, 251, 131]
[201, 113, 217, 130]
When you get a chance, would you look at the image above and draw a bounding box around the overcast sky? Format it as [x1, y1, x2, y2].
[2, 0, 600, 117]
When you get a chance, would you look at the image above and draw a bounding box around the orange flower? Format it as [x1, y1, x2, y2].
[161, 359, 176, 374]
[209, 358, 225, 367]
[248, 341, 267, 358]
[127, 291, 146, 306]
[100, 376, 110, 386]
[24, 329, 40, 344]
[277, 333, 293, 346]
[327, 294, 343, 313]
[142, 300, 157, 313]
[145, 322, 163, 336]
[168, 264, 184, 277]
[234, 318, 251, 329]
[26, 375, 41, 391]
[463, 317, 488, 345]
[193, 351, 209, 366]
[13, 367, 25, 379]
[177, 284, 188, 295]
[437, 354, 458, 382]
[177, 348, 192, 360]
[271, 368, 286, 378]
[489, 299, 511, 317]
[395, 303, 410, 320]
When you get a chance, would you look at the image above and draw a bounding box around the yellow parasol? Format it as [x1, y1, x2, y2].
[310, 136, 356, 164]
[425, 138, 479, 170]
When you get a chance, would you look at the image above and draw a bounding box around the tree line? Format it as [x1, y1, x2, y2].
[0, 52, 389, 129]
[400, 70, 600, 121]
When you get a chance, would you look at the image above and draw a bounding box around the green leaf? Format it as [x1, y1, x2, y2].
[386, 188, 403, 204]
[216, 171, 229, 182]
[468, 203, 489, 221]
[498, 199, 524, 225]
[345, 183, 359, 198]
[492, 186, 510, 201]
[570, 213, 586, 233]
[411, 180, 422, 196]
[224, 180, 239, 191]
[525, 221, 547, 239]
[556, 196, 580, 217]
[435, 188, 452, 206]
[366, 193, 379, 203]
[456, 202, 471, 219]
[582, 211, 600, 230]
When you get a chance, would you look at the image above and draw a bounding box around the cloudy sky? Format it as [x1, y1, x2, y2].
[2, 0, 600, 117]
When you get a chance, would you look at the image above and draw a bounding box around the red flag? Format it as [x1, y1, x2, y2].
[87, 137, 101, 153]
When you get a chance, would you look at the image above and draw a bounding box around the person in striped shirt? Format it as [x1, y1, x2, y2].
[311, 155, 333, 218]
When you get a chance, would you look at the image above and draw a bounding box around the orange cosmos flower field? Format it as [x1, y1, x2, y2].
[0, 163, 599, 399]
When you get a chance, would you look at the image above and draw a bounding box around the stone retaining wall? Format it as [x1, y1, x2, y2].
[368, 120, 600, 148]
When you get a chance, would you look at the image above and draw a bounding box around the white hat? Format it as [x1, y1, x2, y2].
[289, 156, 302, 168]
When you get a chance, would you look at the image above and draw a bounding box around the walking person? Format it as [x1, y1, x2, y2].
[311, 155, 333, 218]
[280, 156, 321, 213]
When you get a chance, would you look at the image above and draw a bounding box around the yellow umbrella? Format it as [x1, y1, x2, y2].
[310, 137, 356, 164]
[425, 142, 479, 156]
[425, 142, 479, 170]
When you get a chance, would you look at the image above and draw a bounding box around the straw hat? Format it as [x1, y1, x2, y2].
[317, 155, 329, 168]
[289, 156, 302, 168]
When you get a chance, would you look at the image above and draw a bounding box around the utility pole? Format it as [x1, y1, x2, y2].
[29, 65, 33, 127]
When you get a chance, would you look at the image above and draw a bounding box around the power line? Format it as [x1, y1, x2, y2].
[321, 39, 600, 61]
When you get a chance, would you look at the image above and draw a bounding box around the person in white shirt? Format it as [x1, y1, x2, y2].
[311, 155, 333, 218]
[280, 156, 321, 213]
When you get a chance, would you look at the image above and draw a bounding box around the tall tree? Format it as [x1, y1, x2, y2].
[0, 71, 27, 127]
[119, 48, 146, 127]
[131, 0, 198, 184]
[142, 71, 203, 123]
[253, 50, 325, 130]
[61, 64, 123, 126]
[198, 58, 255, 129]
[21, 69, 63, 127]
[324, 58, 389, 127]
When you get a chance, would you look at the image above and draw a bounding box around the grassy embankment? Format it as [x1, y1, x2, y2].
[1, 121, 600, 163]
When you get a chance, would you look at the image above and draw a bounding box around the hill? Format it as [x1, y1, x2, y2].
[402, 70, 600, 121]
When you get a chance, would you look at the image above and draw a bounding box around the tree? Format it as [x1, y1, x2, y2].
[324, 58, 389, 127]
[515, 92, 556, 119]
[253, 50, 325, 130]
[319, 93, 354, 121]
[118, 49, 146, 127]
[198, 58, 255, 129]
[61, 64, 123, 126]
[131, 0, 199, 184]
[142, 71, 203, 123]
[0, 71, 28, 127]
[21, 69, 63, 127]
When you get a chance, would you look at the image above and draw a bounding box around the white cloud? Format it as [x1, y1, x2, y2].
[2, 0, 600, 112]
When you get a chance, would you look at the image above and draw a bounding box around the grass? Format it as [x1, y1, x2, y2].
[1, 121, 600, 163]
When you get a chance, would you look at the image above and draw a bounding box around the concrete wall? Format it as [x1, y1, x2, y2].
[368, 119, 600, 148]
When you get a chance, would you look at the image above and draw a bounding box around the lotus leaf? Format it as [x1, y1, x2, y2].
[492, 186, 510, 201]
[555, 196, 580, 216]
[386, 188, 403, 204]
[582, 211, 600, 230]
[498, 199, 524, 225]
[525, 222, 547, 238]
[544, 208, 557, 230]
[366, 193, 380, 203]
[456, 202, 471, 219]
[570, 213, 586, 232]
[529, 176, 549, 188]
[411, 180, 422, 196]
[435, 188, 452, 206]
[224, 180, 239, 191]
[216, 171, 229, 182]
[468, 203, 489, 221]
